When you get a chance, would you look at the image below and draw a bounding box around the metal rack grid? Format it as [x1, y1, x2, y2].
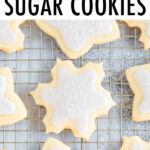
[0, 20, 149, 150]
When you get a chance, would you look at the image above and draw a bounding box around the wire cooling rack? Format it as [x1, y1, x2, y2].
[0, 20, 149, 150]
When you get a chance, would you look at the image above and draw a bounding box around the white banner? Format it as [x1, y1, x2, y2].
[0, 0, 149, 20]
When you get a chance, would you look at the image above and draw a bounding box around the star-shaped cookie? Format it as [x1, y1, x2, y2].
[126, 63, 150, 122]
[35, 20, 120, 59]
[120, 136, 150, 150]
[0, 20, 25, 53]
[42, 137, 70, 150]
[122, 20, 150, 50]
[0, 67, 27, 126]
[31, 58, 115, 140]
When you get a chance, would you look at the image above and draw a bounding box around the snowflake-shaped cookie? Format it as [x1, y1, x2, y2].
[31, 58, 115, 140]
[35, 20, 120, 59]
[42, 137, 70, 150]
[122, 20, 150, 50]
[126, 63, 150, 122]
[0, 67, 27, 126]
[120, 136, 150, 150]
[0, 20, 25, 53]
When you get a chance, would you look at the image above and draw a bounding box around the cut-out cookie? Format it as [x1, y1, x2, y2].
[42, 137, 70, 150]
[122, 20, 150, 50]
[126, 63, 150, 122]
[0, 20, 25, 53]
[35, 20, 120, 59]
[31, 58, 115, 140]
[0, 67, 27, 126]
[120, 136, 150, 150]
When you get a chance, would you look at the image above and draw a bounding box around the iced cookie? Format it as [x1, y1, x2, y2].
[0, 20, 25, 53]
[0, 67, 27, 126]
[122, 20, 150, 50]
[126, 63, 150, 122]
[42, 137, 70, 150]
[120, 136, 150, 150]
[35, 20, 120, 59]
[31, 58, 116, 140]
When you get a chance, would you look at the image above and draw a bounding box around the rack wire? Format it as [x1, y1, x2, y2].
[0, 20, 149, 150]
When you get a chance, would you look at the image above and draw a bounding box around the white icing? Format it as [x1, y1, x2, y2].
[50, 148, 62, 150]
[40, 68, 109, 135]
[131, 144, 146, 150]
[0, 20, 17, 44]
[44, 20, 112, 51]
[0, 75, 15, 115]
[134, 70, 150, 114]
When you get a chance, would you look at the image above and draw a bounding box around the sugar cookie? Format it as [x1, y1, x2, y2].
[42, 137, 70, 150]
[0, 20, 25, 53]
[122, 20, 150, 50]
[126, 63, 150, 122]
[120, 136, 150, 150]
[35, 20, 120, 59]
[0, 67, 27, 126]
[31, 58, 115, 140]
